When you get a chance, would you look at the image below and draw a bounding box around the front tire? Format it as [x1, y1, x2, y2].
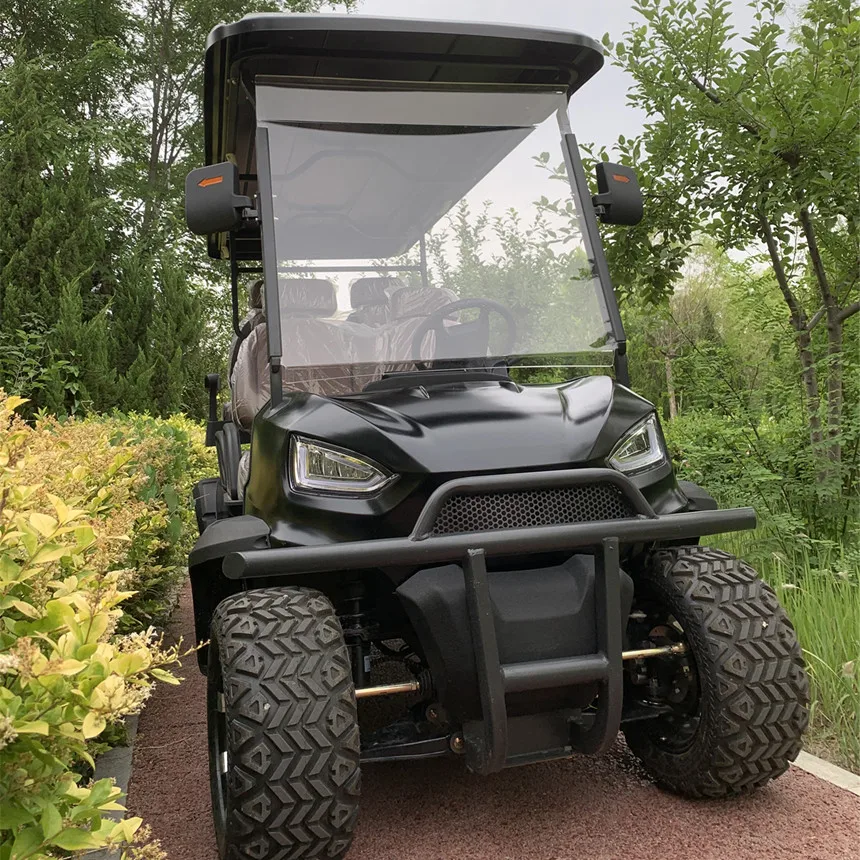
[208, 587, 360, 859]
[624, 547, 809, 798]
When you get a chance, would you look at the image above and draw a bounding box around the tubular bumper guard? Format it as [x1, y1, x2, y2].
[223, 468, 756, 774]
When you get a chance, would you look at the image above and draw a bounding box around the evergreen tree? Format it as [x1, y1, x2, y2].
[82, 308, 117, 408]
[0, 1, 346, 417]
[109, 252, 156, 377]
[146, 255, 205, 415]
[117, 348, 156, 412]
[0, 62, 115, 412]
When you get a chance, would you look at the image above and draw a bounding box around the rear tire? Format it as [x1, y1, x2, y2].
[208, 587, 360, 859]
[624, 547, 808, 798]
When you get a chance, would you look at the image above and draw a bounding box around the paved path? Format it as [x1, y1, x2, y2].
[127, 584, 859, 860]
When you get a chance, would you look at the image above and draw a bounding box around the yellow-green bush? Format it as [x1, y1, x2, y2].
[12, 409, 213, 631]
[0, 394, 209, 858]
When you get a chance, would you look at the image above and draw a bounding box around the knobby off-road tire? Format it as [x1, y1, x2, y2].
[208, 588, 360, 860]
[624, 547, 809, 798]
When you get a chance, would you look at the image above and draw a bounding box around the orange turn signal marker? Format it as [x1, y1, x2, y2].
[198, 175, 224, 188]
[612, 174, 630, 183]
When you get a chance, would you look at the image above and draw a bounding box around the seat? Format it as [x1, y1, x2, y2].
[383, 285, 459, 367]
[231, 278, 377, 429]
[347, 276, 403, 325]
[227, 279, 265, 377]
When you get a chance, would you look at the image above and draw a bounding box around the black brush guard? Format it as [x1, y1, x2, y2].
[224, 468, 756, 774]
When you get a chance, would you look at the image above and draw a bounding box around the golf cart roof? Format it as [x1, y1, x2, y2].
[203, 15, 604, 260]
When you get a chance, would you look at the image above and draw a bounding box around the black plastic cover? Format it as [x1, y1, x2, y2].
[594, 162, 643, 226]
[188, 514, 270, 567]
[397, 555, 633, 721]
[185, 162, 251, 236]
[678, 480, 719, 512]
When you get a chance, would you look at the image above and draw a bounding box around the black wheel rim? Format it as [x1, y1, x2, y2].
[627, 599, 701, 754]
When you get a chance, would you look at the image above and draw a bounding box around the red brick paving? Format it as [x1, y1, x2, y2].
[127, 583, 860, 860]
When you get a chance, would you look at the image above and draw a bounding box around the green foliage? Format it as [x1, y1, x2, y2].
[596, 0, 859, 477]
[92, 412, 216, 630]
[624, 240, 859, 544]
[0, 1, 348, 420]
[8, 402, 214, 634]
[717, 531, 859, 772]
[0, 394, 180, 859]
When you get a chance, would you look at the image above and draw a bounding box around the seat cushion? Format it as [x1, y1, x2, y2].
[348, 276, 403, 325]
[231, 320, 383, 429]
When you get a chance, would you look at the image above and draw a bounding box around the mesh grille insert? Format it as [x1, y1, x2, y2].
[431, 483, 636, 536]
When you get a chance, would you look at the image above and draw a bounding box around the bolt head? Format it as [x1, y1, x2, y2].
[450, 735, 465, 754]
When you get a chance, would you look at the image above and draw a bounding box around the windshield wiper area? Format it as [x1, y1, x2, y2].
[362, 366, 515, 393]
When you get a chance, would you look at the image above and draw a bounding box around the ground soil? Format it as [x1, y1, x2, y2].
[127, 583, 860, 860]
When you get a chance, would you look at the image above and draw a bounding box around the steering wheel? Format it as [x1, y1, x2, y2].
[410, 298, 517, 364]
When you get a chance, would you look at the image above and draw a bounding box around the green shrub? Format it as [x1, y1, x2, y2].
[665, 409, 858, 560]
[1, 394, 181, 858]
[12, 410, 214, 631]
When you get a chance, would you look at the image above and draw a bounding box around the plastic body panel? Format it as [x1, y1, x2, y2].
[678, 480, 718, 511]
[188, 515, 270, 669]
[242, 375, 675, 553]
[396, 556, 634, 722]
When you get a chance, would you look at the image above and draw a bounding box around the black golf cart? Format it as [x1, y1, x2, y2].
[185, 14, 809, 860]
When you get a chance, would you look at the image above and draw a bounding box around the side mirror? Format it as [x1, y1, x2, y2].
[185, 162, 252, 235]
[593, 162, 643, 226]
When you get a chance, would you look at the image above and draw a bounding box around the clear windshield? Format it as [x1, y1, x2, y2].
[257, 85, 614, 394]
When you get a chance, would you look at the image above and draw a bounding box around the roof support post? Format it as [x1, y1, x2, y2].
[229, 238, 241, 336]
[419, 235, 429, 288]
[255, 125, 284, 406]
[557, 121, 629, 386]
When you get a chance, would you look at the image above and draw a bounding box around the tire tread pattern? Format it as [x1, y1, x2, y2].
[211, 587, 360, 860]
[624, 546, 809, 798]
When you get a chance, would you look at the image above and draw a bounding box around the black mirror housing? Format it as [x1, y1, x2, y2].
[593, 162, 643, 226]
[185, 162, 252, 236]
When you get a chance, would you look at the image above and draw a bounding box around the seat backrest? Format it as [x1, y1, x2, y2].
[227, 279, 265, 377]
[231, 278, 379, 428]
[347, 276, 403, 325]
[384, 286, 458, 365]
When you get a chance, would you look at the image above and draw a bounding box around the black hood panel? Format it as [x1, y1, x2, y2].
[267, 376, 652, 476]
[244, 375, 669, 547]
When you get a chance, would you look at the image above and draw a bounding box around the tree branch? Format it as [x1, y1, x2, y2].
[806, 307, 826, 331]
[798, 205, 837, 312]
[837, 301, 860, 323]
[758, 213, 808, 330]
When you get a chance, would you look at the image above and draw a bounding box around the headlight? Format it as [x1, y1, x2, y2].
[289, 436, 397, 496]
[607, 414, 667, 475]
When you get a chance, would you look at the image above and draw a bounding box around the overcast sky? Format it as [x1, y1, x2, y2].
[348, 0, 781, 152]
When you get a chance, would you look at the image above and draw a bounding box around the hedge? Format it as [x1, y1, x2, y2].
[0, 394, 213, 859]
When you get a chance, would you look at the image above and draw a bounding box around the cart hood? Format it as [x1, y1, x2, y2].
[265, 375, 653, 475]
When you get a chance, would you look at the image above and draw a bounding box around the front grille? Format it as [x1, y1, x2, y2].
[431, 482, 637, 536]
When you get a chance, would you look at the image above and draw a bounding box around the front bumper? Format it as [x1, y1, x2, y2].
[223, 468, 755, 773]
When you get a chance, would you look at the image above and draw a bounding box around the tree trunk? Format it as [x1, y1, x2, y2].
[665, 352, 678, 420]
[798, 205, 842, 465]
[758, 214, 823, 452]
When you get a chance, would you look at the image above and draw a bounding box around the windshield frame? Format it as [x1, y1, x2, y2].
[253, 87, 627, 401]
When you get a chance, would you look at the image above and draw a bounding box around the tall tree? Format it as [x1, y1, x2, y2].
[0, 0, 346, 416]
[0, 58, 118, 417]
[594, 0, 859, 476]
